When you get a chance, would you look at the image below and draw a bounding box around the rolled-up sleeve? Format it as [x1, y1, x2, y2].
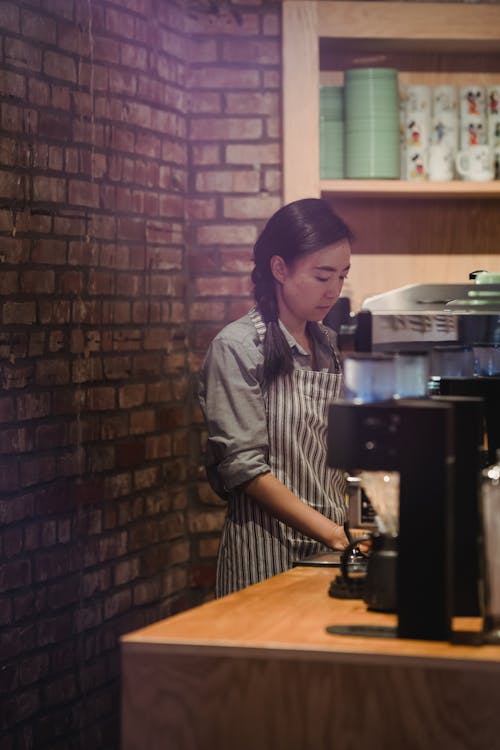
[199, 329, 271, 494]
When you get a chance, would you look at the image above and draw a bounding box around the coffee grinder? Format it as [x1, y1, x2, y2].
[327, 395, 484, 640]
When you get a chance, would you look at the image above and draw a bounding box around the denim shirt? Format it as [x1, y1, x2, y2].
[198, 310, 341, 497]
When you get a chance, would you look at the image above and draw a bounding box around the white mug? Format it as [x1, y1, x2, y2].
[405, 85, 431, 115]
[431, 111, 459, 149]
[455, 145, 494, 181]
[405, 116, 430, 147]
[429, 143, 454, 181]
[406, 146, 429, 181]
[460, 117, 487, 148]
[432, 85, 458, 115]
[459, 85, 486, 118]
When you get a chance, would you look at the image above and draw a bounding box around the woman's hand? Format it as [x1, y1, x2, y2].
[328, 523, 349, 551]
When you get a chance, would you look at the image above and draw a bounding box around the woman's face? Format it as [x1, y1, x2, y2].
[271, 240, 351, 327]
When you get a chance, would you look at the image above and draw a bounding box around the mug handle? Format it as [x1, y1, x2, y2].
[455, 150, 469, 178]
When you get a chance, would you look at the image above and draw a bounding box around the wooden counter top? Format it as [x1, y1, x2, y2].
[121, 567, 500, 750]
[122, 565, 500, 669]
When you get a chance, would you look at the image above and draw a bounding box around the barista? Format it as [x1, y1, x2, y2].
[198, 198, 353, 597]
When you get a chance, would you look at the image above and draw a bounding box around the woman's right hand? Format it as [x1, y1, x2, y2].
[329, 523, 349, 551]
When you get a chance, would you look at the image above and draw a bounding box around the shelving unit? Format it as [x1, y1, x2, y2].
[282, 1, 500, 310]
[321, 180, 500, 199]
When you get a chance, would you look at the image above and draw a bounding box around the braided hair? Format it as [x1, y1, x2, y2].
[251, 198, 353, 384]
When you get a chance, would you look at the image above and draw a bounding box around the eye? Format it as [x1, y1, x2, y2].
[316, 276, 331, 282]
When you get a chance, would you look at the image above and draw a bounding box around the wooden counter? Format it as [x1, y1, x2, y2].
[121, 566, 500, 750]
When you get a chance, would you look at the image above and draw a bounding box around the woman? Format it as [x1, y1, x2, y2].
[199, 198, 353, 596]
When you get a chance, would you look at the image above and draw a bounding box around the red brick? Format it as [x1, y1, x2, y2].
[190, 117, 262, 141]
[68, 241, 99, 265]
[226, 142, 280, 165]
[101, 301, 131, 324]
[118, 384, 145, 409]
[0, 168, 22, 199]
[20, 453, 56, 487]
[0, 1, 20, 31]
[186, 36, 217, 64]
[69, 179, 100, 208]
[88, 269, 114, 295]
[120, 40, 148, 70]
[73, 119, 104, 145]
[156, 54, 186, 85]
[60, 270, 83, 295]
[35, 359, 70, 386]
[116, 272, 144, 297]
[195, 275, 252, 297]
[0, 426, 33, 453]
[189, 301, 225, 321]
[0, 69, 26, 99]
[225, 91, 279, 116]
[87, 387, 116, 411]
[185, 10, 259, 35]
[43, 50, 77, 82]
[103, 356, 131, 380]
[51, 83, 71, 109]
[21, 270, 55, 294]
[72, 357, 104, 383]
[103, 471, 132, 500]
[64, 147, 79, 173]
[1, 362, 34, 390]
[5, 38, 42, 70]
[73, 476, 105, 505]
[130, 409, 155, 435]
[145, 434, 171, 460]
[32, 176, 66, 203]
[38, 300, 71, 325]
[196, 169, 259, 194]
[2, 301, 36, 325]
[198, 537, 220, 558]
[197, 223, 257, 246]
[28, 77, 50, 106]
[223, 38, 280, 65]
[21, 9, 57, 44]
[185, 197, 217, 221]
[224, 194, 281, 219]
[57, 22, 91, 56]
[220, 249, 253, 273]
[189, 91, 221, 114]
[48, 330, 64, 353]
[190, 562, 216, 588]
[0, 271, 19, 295]
[31, 239, 67, 265]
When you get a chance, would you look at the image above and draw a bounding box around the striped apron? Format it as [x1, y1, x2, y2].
[215, 308, 347, 597]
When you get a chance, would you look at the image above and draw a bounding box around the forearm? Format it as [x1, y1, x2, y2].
[243, 472, 348, 550]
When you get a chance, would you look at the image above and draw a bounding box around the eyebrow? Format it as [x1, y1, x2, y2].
[314, 264, 351, 273]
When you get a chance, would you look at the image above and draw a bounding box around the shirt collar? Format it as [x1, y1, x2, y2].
[278, 319, 310, 356]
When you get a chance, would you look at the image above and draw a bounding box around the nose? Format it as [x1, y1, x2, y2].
[326, 277, 343, 299]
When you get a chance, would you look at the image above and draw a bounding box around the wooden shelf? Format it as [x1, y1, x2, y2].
[282, 1, 500, 309]
[283, 1, 500, 203]
[321, 180, 500, 199]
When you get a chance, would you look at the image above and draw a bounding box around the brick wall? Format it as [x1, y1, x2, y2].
[0, 0, 283, 747]
[186, 0, 283, 591]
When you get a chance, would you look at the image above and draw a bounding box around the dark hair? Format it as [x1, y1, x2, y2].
[251, 198, 353, 384]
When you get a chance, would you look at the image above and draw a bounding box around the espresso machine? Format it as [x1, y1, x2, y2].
[325, 274, 499, 639]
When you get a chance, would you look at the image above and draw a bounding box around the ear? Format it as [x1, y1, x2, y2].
[270, 255, 288, 284]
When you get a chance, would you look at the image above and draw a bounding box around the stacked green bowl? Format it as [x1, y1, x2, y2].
[319, 86, 345, 179]
[344, 68, 400, 179]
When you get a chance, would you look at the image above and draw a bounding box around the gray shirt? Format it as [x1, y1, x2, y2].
[198, 310, 341, 496]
